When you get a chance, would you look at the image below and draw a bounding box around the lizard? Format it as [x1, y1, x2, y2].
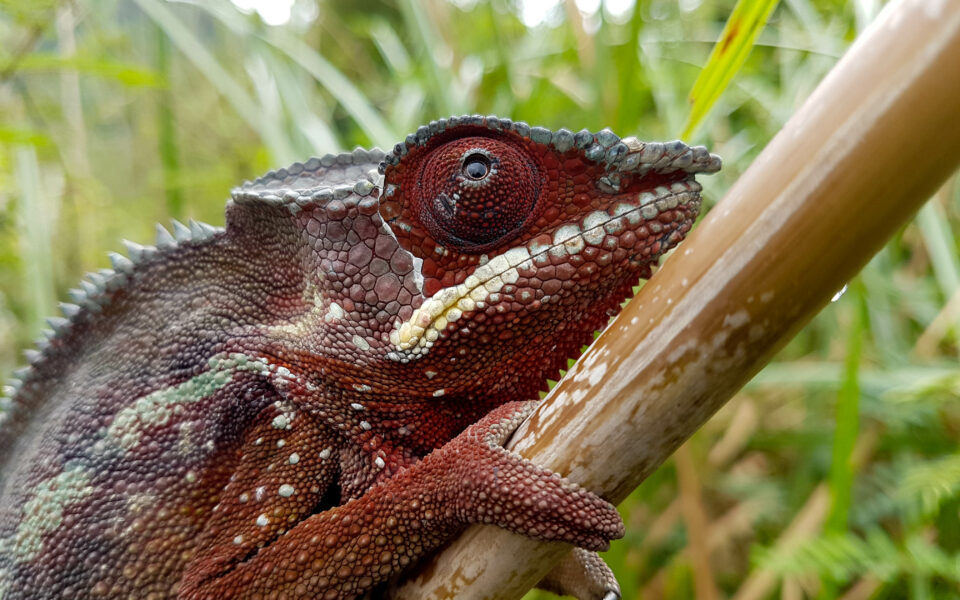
[0, 115, 720, 600]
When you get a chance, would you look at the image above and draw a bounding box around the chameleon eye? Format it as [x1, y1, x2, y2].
[416, 137, 543, 252]
[462, 153, 491, 180]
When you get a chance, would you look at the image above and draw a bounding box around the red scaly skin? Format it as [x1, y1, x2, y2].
[0, 116, 719, 599]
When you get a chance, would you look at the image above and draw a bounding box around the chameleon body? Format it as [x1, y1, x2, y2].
[0, 116, 719, 599]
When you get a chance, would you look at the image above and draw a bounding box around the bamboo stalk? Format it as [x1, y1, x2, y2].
[390, 0, 960, 598]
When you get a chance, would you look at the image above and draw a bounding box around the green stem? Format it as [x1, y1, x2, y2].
[155, 23, 183, 219]
[820, 282, 866, 599]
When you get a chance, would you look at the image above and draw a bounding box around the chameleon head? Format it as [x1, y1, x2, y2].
[376, 116, 720, 394]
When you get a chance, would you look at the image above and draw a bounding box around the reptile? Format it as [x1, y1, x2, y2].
[0, 115, 719, 600]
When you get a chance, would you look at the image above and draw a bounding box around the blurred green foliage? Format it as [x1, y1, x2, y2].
[0, 1, 957, 598]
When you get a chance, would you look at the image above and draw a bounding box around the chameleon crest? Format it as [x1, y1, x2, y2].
[0, 116, 718, 599]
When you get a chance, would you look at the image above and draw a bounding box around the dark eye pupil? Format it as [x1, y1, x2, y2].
[464, 155, 490, 179]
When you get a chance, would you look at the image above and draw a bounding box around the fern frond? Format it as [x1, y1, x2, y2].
[897, 454, 960, 520]
[754, 530, 960, 584]
[886, 370, 960, 405]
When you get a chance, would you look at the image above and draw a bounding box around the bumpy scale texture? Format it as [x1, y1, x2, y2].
[0, 115, 719, 600]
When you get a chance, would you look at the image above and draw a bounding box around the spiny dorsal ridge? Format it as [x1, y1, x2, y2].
[3, 217, 224, 402]
[240, 148, 387, 191]
[109, 252, 134, 274]
[171, 220, 192, 243]
[155, 224, 176, 249]
[123, 240, 146, 263]
[58, 302, 81, 319]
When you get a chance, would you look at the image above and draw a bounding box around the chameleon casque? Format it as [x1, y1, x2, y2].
[0, 115, 719, 599]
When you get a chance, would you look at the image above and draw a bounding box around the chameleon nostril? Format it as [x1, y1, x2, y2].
[435, 193, 457, 216]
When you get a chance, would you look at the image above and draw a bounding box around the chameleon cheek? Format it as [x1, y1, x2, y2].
[415, 138, 543, 252]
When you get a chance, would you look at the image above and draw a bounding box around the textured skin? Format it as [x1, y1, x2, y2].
[538, 547, 621, 600]
[0, 116, 719, 599]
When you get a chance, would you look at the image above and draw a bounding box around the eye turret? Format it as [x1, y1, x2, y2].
[414, 136, 543, 252]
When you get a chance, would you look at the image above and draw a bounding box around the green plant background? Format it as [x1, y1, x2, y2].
[1, 1, 958, 598]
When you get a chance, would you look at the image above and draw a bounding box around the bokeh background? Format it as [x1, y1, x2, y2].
[1, 0, 958, 598]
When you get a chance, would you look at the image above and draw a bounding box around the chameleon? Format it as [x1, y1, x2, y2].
[0, 115, 719, 600]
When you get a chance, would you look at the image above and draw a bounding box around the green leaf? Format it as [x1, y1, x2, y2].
[16, 54, 162, 87]
[898, 454, 960, 520]
[0, 127, 50, 147]
[681, 0, 781, 140]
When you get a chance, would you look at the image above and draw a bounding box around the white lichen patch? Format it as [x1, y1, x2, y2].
[585, 362, 608, 386]
[723, 310, 750, 328]
[0, 466, 93, 563]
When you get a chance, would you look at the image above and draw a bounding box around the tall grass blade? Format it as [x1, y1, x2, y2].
[825, 285, 866, 535]
[399, 0, 460, 116]
[177, 0, 396, 149]
[264, 52, 341, 154]
[133, 0, 297, 164]
[916, 196, 960, 298]
[13, 146, 55, 337]
[681, 0, 781, 139]
[260, 32, 396, 149]
[368, 19, 424, 135]
[155, 22, 184, 218]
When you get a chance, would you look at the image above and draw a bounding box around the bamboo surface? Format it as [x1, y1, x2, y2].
[391, 0, 960, 597]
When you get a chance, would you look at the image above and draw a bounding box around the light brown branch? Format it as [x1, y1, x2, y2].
[391, 0, 960, 597]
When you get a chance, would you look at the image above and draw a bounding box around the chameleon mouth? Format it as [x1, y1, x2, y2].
[227, 117, 720, 363]
[386, 179, 703, 359]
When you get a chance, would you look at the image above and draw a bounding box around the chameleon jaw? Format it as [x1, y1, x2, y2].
[387, 179, 703, 360]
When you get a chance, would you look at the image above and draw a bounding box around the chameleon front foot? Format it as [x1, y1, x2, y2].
[180, 401, 621, 599]
[446, 401, 625, 551]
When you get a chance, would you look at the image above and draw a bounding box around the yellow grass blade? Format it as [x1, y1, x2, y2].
[682, 0, 781, 139]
